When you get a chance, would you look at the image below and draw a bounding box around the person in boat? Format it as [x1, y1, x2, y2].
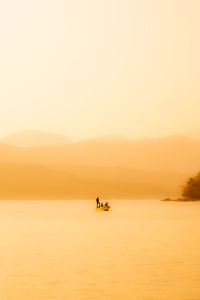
[96, 197, 100, 208]
[101, 203, 103, 207]
[105, 202, 108, 207]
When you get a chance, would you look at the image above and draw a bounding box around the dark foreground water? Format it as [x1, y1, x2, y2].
[0, 200, 200, 300]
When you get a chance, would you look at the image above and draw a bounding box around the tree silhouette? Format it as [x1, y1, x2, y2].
[182, 173, 200, 199]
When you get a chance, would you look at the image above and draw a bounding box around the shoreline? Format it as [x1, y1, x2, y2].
[162, 198, 200, 202]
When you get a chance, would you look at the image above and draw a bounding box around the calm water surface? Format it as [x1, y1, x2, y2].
[0, 200, 200, 300]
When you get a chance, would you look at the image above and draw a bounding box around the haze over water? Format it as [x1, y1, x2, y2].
[0, 200, 200, 300]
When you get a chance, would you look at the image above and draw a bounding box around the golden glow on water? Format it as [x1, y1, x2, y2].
[0, 200, 200, 299]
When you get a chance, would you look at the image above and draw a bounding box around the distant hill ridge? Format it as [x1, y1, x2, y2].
[0, 134, 199, 173]
[0, 132, 199, 199]
[0, 130, 71, 147]
[0, 162, 187, 200]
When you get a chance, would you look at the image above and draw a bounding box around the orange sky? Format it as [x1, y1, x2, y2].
[0, 0, 200, 140]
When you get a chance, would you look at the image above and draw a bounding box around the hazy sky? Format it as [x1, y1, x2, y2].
[0, 0, 200, 140]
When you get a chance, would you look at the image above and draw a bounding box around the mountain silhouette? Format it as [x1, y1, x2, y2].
[0, 134, 199, 199]
[0, 130, 70, 147]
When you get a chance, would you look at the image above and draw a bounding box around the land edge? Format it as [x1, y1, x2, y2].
[162, 198, 200, 202]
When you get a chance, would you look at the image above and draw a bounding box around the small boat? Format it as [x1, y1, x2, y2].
[96, 205, 111, 211]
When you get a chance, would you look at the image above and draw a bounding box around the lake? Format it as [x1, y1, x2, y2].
[0, 200, 200, 300]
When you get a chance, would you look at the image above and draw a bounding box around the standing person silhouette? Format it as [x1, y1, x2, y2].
[96, 197, 100, 208]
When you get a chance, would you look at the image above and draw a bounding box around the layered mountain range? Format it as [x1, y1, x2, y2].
[0, 131, 199, 199]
